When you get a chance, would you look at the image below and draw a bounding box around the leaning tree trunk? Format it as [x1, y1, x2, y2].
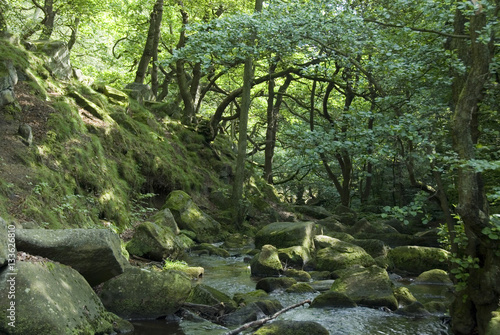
[449, 2, 500, 334]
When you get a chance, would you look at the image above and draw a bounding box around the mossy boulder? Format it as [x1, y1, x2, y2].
[222, 233, 253, 249]
[310, 291, 357, 308]
[388, 246, 450, 275]
[98, 267, 191, 319]
[314, 238, 375, 271]
[284, 268, 311, 282]
[186, 284, 238, 313]
[293, 205, 332, 219]
[253, 320, 329, 335]
[0, 60, 17, 106]
[233, 290, 269, 305]
[15, 228, 129, 286]
[191, 243, 230, 257]
[0, 261, 130, 335]
[126, 222, 183, 261]
[316, 217, 349, 234]
[256, 277, 297, 293]
[221, 300, 283, 327]
[487, 309, 500, 335]
[285, 282, 316, 293]
[151, 208, 180, 235]
[393, 286, 417, 307]
[163, 190, 221, 243]
[250, 244, 283, 277]
[395, 301, 431, 317]
[415, 269, 452, 285]
[351, 238, 387, 258]
[278, 246, 312, 267]
[333, 205, 357, 226]
[255, 221, 316, 250]
[33, 40, 72, 80]
[330, 265, 398, 311]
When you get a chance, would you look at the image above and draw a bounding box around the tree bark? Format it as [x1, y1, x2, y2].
[67, 17, 79, 51]
[449, 2, 499, 334]
[39, 0, 56, 40]
[134, 0, 163, 86]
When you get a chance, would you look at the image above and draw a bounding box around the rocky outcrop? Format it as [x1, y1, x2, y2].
[163, 190, 221, 243]
[0, 60, 17, 106]
[314, 237, 375, 271]
[253, 320, 329, 335]
[250, 244, 283, 277]
[33, 40, 72, 80]
[0, 260, 132, 335]
[126, 221, 183, 261]
[15, 228, 129, 286]
[255, 221, 316, 250]
[388, 246, 450, 275]
[99, 267, 191, 319]
[124, 82, 154, 103]
[330, 265, 398, 311]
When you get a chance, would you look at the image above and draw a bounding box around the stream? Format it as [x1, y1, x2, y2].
[132, 252, 452, 335]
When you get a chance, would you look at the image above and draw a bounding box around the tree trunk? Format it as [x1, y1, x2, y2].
[67, 17, 79, 51]
[39, 0, 55, 40]
[449, 3, 499, 334]
[134, 0, 163, 85]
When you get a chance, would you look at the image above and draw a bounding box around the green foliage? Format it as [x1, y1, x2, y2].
[162, 259, 189, 271]
[381, 192, 432, 225]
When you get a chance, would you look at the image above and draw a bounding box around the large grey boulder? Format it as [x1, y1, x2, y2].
[15, 228, 129, 286]
[163, 190, 221, 243]
[126, 222, 183, 261]
[314, 237, 375, 271]
[0, 60, 17, 106]
[99, 267, 192, 319]
[186, 284, 238, 314]
[255, 221, 316, 250]
[0, 261, 131, 335]
[387, 246, 450, 275]
[34, 40, 72, 80]
[330, 265, 398, 311]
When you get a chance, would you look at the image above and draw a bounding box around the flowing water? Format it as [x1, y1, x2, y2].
[132, 252, 452, 335]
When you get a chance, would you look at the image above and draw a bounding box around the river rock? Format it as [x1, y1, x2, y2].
[314, 237, 375, 271]
[151, 207, 180, 234]
[293, 205, 332, 219]
[0, 260, 131, 334]
[415, 269, 452, 284]
[388, 246, 450, 275]
[310, 291, 357, 308]
[330, 265, 398, 311]
[163, 190, 221, 243]
[255, 221, 316, 250]
[250, 244, 283, 277]
[393, 286, 417, 307]
[351, 238, 387, 258]
[191, 243, 230, 257]
[0, 60, 17, 106]
[126, 222, 183, 261]
[186, 284, 238, 314]
[33, 40, 72, 80]
[278, 245, 312, 267]
[284, 268, 311, 282]
[285, 282, 316, 293]
[99, 267, 191, 319]
[221, 300, 283, 327]
[256, 277, 297, 293]
[395, 301, 431, 317]
[15, 228, 129, 286]
[253, 320, 329, 335]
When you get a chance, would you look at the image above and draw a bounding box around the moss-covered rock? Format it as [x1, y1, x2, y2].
[186, 284, 238, 313]
[253, 320, 329, 335]
[250, 244, 283, 277]
[330, 265, 398, 311]
[310, 291, 357, 308]
[151, 208, 180, 235]
[395, 301, 431, 317]
[256, 277, 297, 293]
[99, 267, 191, 319]
[222, 233, 253, 249]
[285, 282, 316, 293]
[415, 269, 452, 285]
[163, 190, 221, 243]
[278, 246, 312, 267]
[233, 290, 269, 305]
[0, 261, 129, 335]
[221, 299, 283, 327]
[0, 217, 9, 267]
[284, 268, 311, 282]
[314, 238, 375, 271]
[487, 309, 500, 335]
[15, 228, 129, 286]
[126, 222, 183, 261]
[351, 238, 387, 258]
[293, 205, 332, 219]
[191, 243, 230, 257]
[388, 246, 450, 275]
[255, 221, 316, 250]
[393, 286, 417, 307]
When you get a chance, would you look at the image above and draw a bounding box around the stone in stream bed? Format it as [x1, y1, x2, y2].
[253, 320, 329, 335]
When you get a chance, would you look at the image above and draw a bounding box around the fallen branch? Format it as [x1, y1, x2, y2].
[224, 299, 311, 335]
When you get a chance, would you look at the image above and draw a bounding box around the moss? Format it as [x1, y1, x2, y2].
[285, 282, 316, 293]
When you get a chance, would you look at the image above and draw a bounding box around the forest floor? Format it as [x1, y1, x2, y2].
[0, 82, 53, 220]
